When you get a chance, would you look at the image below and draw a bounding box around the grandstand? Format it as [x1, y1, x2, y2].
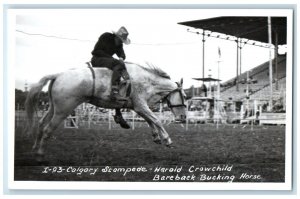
[249, 76, 286, 101]
[186, 55, 286, 103]
[178, 16, 288, 126]
[219, 55, 286, 101]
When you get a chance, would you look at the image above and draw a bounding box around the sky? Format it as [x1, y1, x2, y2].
[11, 9, 288, 90]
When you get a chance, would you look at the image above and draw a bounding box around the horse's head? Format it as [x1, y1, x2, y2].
[163, 78, 187, 122]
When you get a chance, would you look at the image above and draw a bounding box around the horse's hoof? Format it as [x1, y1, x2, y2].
[163, 137, 173, 146]
[166, 144, 175, 149]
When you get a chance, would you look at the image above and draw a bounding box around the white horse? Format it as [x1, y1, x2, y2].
[25, 62, 187, 156]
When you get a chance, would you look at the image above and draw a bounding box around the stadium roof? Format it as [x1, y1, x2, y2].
[178, 17, 287, 45]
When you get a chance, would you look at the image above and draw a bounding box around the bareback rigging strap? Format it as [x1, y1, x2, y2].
[86, 62, 96, 97]
[86, 62, 131, 106]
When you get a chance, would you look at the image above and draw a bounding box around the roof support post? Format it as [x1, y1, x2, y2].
[275, 30, 279, 90]
[239, 42, 242, 77]
[236, 38, 240, 91]
[268, 16, 273, 111]
[202, 30, 206, 80]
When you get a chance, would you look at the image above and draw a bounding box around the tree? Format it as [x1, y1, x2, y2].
[15, 89, 27, 110]
[15, 89, 49, 110]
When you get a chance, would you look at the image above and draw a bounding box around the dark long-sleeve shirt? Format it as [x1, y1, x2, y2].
[91, 32, 126, 60]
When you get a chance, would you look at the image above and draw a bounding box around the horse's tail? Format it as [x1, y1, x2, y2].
[24, 74, 58, 136]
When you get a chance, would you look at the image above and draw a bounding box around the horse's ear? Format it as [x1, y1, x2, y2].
[180, 78, 183, 86]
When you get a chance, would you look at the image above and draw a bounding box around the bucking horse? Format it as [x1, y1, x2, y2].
[25, 62, 187, 156]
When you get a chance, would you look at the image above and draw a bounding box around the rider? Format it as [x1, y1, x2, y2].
[91, 26, 131, 129]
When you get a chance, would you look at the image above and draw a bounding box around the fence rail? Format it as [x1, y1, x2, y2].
[15, 110, 286, 132]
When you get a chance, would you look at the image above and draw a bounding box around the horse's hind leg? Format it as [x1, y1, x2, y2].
[32, 106, 54, 152]
[35, 96, 83, 156]
[36, 112, 67, 156]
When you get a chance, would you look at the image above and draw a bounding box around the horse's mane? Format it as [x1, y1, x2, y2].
[126, 62, 170, 79]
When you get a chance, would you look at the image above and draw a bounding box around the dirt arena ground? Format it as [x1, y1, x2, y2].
[14, 117, 285, 183]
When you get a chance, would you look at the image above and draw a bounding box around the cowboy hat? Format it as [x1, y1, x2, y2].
[113, 26, 131, 45]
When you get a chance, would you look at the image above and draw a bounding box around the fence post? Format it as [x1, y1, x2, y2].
[88, 108, 91, 129]
[259, 106, 263, 125]
[185, 101, 188, 131]
[132, 110, 135, 130]
[240, 105, 244, 124]
[108, 109, 112, 130]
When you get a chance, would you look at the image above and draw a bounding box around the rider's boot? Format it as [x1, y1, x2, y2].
[114, 114, 130, 129]
[110, 63, 129, 101]
[110, 86, 128, 101]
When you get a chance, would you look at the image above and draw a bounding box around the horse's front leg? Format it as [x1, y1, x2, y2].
[134, 104, 172, 147]
[146, 121, 161, 144]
